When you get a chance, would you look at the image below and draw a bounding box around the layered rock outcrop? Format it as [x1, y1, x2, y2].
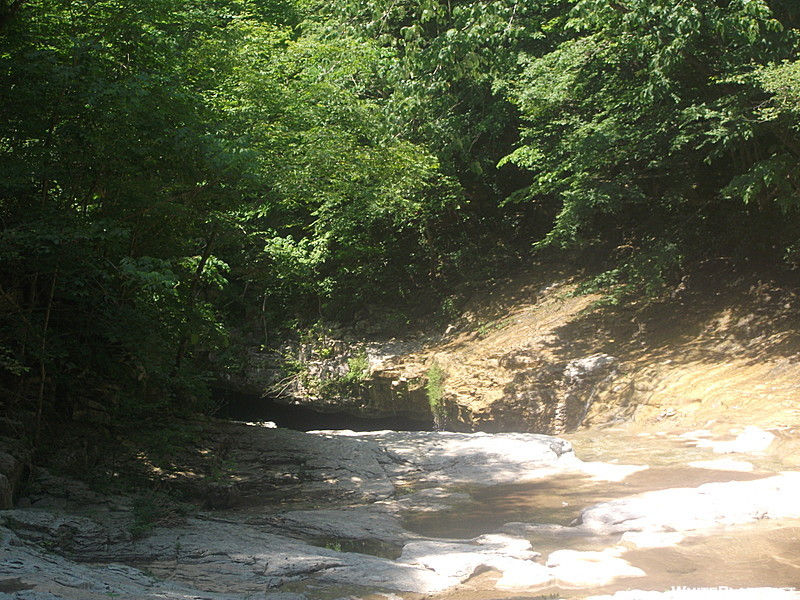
[3, 422, 800, 599]
[229, 268, 800, 436]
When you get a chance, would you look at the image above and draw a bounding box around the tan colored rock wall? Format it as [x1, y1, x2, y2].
[238, 268, 800, 435]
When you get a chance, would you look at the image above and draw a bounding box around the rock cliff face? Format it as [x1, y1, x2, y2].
[227, 337, 434, 423]
[234, 265, 800, 435]
[489, 353, 617, 433]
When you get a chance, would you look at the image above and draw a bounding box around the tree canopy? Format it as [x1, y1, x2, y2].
[1, 0, 799, 435]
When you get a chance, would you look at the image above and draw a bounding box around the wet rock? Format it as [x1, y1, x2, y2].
[236, 334, 432, 422]
[10, 421, 795, 599]
[203, 481, 242, 509]
[318, 554, 457, 593]
[578, 460, 649, 482]
[497, 521, 601, 540]
[564, 353, 617, 382]
[493, 353, 618, 433]
[0, 473, 11, 511]
[0, 505, 522, 596]
[389, 487, 471, 513]
[21, 468, 132, 515]
[0, 425, 619, 599]
[493, 559, 553, 590]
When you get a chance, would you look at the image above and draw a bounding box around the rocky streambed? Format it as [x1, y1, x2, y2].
[2, 422, 800, 600]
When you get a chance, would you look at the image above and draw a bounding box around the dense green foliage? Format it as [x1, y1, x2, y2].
[503, 0, 800, 295]
[1, 0, 799, 438]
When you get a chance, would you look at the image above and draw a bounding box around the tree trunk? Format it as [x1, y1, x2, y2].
[34, 269, 57, 449]
[173, 229, 218, 374]
[0, 0, 26, 31]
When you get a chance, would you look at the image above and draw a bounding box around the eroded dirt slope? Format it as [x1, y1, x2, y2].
[375, 261, 800, 437]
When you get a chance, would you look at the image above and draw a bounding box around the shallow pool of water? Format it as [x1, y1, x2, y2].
[403, 466, 768, 539]
[307, 536, 403, 559]
[405, 428, 800, 598]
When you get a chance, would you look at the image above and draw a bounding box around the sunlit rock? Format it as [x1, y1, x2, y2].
[318, 556, 459, 593]
[493, 558, 553, 589]
[398, 533, 546, 587]
[694, 426, 776, 454]
[564, 353, 617, 381]
[546, 547, 645, 587]
[580, 472, 800, 534]
[322, 429, 581, 485]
